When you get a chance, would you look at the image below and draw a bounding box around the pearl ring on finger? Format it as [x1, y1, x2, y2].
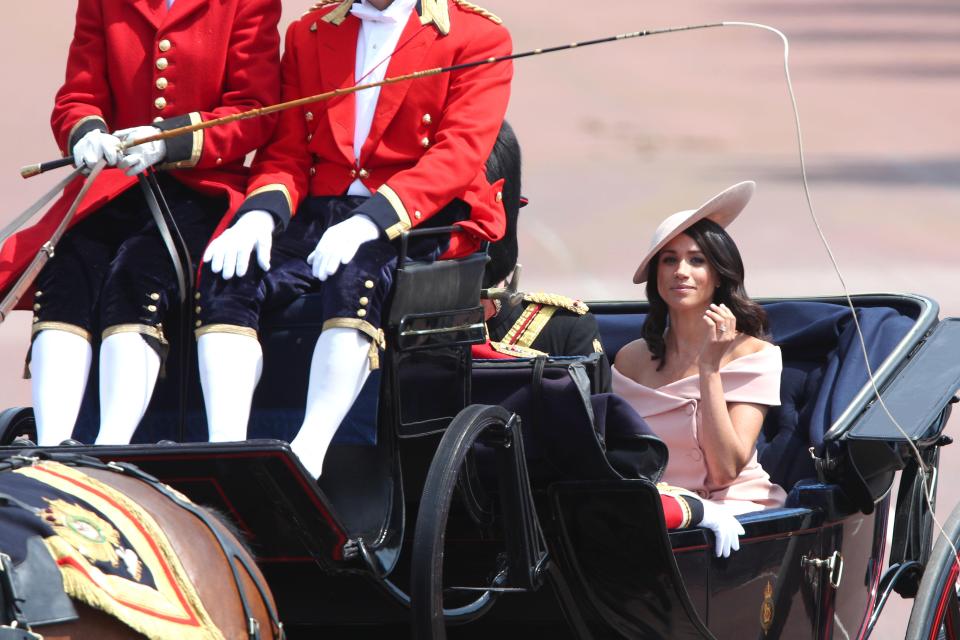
[718, 324, 728, 333]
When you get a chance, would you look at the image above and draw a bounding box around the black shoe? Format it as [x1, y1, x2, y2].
[58, 439, 84, 446]
[10, 436, 37, 448]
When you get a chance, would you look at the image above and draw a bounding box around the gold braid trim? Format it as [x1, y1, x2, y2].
[322, 318, 386, 370]
[452, 0, 501, 24]
[488, 341, 545, 358]
[194, 324, 258, 340]
[102, 323, 168, 345]
[522, 292, 589, 315]
[18, 462, 225, 640]
[31, 321, 92, 342]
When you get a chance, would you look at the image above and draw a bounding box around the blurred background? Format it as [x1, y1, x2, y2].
[0, 1, 957, 633]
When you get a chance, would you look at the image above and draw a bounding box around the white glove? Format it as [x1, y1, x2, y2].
[698, 499, 745, 558]
[307, 214, 380, 281]
[72, 129, 123, 172]
[203, 210, 275, 280]
[115, 126, 167, 176]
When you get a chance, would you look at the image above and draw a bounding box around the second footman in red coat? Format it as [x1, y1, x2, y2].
[196, 0, 513, 478]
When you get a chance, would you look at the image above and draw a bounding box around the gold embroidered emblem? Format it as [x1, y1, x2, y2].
[452, 0, 502, 24]
[760, 580, 775, 634]
[592, 338, 604, 353]
[43, 498, 121, 567]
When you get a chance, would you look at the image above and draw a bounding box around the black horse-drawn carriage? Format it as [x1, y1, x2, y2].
[2, 237, 960, 639]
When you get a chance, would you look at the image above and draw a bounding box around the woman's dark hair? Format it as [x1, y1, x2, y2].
[640, 218, 769, 370]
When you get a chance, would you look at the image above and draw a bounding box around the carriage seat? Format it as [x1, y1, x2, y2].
[596, 300, 918, 501]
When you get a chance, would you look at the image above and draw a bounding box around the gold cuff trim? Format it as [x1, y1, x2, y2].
[66, 115, 108, 154]
[102, 324, 168, 345]
[657, 482, 697, 528]
[322, 318, 386, 370]
[194, 324, 258, 340]
[248, 183, 293, 215]
[321, 0, 353, 24]
[159, 112, 204, 170]
[31, 322, 92, 342]
[378, 184, 412, 240]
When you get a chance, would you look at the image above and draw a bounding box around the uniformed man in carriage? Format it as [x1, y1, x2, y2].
[0, 0, 283, 447]
[196, 0, 513, 479]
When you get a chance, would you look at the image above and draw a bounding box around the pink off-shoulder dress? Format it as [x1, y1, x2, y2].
[612, 345, 787, 515]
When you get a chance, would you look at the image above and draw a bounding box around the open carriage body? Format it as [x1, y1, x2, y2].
[3, 248, 960, 640]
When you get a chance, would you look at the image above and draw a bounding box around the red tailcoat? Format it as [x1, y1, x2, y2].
[0, 0, 282, 307]
[239, 0, 513, 259]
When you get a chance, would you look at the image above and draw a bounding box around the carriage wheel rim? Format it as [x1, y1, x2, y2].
[929, 560, 960, 640]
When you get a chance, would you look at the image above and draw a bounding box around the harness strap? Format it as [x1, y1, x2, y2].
[0, 556, 30, 637]
[137, 173, 189, 305]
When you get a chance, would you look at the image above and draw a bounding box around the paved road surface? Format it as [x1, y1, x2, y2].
[0, 1, 957, 635]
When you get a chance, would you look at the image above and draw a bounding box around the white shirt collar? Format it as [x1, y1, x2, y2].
[350, 0, 417, 24]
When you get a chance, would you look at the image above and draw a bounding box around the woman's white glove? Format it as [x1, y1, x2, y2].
[72, 129, 123, 172]
[114, 126, 167, 176]
[307, 214, 380, 281]
[698, 500, 745, 558]
[203, 210, 276, 280]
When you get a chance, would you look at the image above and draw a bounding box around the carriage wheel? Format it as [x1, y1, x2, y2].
[410, 404, 515, 640]
[0, 407, 36, 445]
[905, 503, 960, 640]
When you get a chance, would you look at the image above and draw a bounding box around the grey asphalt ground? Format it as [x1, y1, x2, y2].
[1, 1, 958, 635]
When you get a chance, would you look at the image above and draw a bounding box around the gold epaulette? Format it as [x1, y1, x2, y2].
[315, 0, 353, 24]
[522, 292, 589, 315]
[303, 0, 341, 17]
[489, 341, 547, 358]
[452, 0, 502, 24]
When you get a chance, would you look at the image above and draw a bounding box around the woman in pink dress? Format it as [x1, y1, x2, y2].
[613, 181, 787, 552]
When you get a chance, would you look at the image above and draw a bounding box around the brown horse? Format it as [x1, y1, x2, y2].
[0, 456, 282, 640]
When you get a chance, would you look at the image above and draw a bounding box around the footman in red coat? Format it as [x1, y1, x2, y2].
[0, 0, 282, 446]
[195, 0, 513, 477]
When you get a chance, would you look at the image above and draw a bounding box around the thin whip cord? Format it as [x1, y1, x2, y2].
[720, 20, 957, 570]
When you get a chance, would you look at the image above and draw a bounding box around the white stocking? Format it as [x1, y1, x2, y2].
[96, 332, 160, 445]
[31, 329, 92, 446]
[198, 332, 263, 442]
[291, 328, 371, 479]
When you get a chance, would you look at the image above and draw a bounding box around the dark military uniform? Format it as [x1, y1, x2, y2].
[485, 292, 603, 359]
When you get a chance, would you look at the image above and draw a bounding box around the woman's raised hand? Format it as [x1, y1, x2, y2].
[700, 303, 737, 371]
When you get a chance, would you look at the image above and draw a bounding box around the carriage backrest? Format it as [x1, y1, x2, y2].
[594, 299, 921, 494]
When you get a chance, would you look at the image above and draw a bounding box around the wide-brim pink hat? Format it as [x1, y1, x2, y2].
[632, 181, 756, 284]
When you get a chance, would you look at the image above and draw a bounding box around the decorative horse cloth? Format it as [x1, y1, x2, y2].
[0, 460, 224, 640]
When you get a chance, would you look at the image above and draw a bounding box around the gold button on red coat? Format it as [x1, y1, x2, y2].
[158, 39, 171, 52]
[156, 77, 168, 90]
[420, 137, 430, 148]
[358, 168, 369, 179]
[309, 167, 317, 176]
[422, 113, 432, 125]
[156, 57, 168, 70]
[154, 97, 167, 110]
